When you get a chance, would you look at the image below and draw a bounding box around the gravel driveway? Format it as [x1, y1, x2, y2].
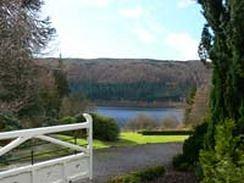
[78, 143, 183, 183]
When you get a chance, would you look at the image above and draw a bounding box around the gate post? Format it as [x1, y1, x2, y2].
[84, 113, 93, 181]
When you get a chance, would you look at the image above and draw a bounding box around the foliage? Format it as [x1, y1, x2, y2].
[200, 119, 244, 183]
[140, 130, 192, 136]
[109, 166, 165, 183]
[60, 116, 77, 124]
[53, 59, 70, 99]
[91, 113, 120, 141]
[0, 113, 22, 159]
[0, 113, 22, 132]
[125, 114, 158, 131]
[184, 85, 210, 128]
[60, 113, 120, 142]
[63, 59, 210, 103]
[173, 154, 192, 171]
[196, 2, 244, 181]
[40, 58, 70, 119]
[186, 86, 197, 106]
[38, 87, 61, 119]
[198, 0, 244, 148]
[160, 116, 180, 129]
[0, 0, 55, 116]
[173, 122, 208, 171]
[40, 116, 59, 127]
[60, 92, 90, 117]
[71, 81, 191, 103]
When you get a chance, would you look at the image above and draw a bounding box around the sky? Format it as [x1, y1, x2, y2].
[42, 0, 206, 60]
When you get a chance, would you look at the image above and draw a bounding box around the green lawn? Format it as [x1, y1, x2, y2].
[0, 133, 188, 167]
[57, 132, 188, 149]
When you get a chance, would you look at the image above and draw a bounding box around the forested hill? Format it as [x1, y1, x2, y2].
[37, 58, 210, 104]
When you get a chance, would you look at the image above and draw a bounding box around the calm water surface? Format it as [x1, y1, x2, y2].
[94, 106, 184, 126]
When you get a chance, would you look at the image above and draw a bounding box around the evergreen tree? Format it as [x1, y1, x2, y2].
[51, 56, 70, 117]
[198, 0, 244, 148]
[53, 55, 70, 99]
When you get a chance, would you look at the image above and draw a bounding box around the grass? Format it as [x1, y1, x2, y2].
[0, 133, 188, 168]
[57, 132, 189, 149]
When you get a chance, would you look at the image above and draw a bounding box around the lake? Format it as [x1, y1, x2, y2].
[94, 106, 184, 127]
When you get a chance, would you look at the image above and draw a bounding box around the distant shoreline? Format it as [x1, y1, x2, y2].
[92, 100, 185, 109]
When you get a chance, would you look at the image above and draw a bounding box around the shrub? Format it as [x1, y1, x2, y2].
[173, 122, 208, 171]
[173, 154, 193, 171]
[0, 113, 22, 163]
[60, 116, 77, 124]
[92, 113, 120, 141]
[41, 116, 59, 127]
[60, 113, 120, 141]
[109, 166, 165, 183]
[0, 113, 22, 132]
[125, 114, 158, 131]
[140, 130, 192, 136]
[160, 116, 180, 129]
[200, 119, 244, 183]
[60, 93, 90, 117]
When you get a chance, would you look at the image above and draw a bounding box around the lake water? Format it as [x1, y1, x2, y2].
[94, 106, 184, 127]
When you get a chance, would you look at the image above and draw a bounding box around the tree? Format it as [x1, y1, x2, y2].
[0, 0, 55, 117]
[184, 84, 210, 128]
[53, 56, 70, 99]
[198, 0, 244, 148]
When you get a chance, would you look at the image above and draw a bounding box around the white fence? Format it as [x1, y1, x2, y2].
[0, 113, 93, 183]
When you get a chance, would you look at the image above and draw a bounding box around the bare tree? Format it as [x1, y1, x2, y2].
[0, 0, 55, 114]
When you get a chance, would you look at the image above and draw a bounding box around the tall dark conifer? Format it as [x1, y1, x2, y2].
[198, 0, 244, 148]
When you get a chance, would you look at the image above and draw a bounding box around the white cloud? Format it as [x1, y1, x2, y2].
[177, 0, 195, 8]
[133, 28, 155, 43]
[119, 6, 143, 18]
[165, 32, 199, 60]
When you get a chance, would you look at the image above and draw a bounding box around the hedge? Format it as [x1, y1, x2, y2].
[139, 130, 192, 136]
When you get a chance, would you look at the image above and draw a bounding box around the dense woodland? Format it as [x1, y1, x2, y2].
[38, 58, 210, 103]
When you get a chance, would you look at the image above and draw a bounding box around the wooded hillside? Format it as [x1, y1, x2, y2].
[37, 58, 210, 103]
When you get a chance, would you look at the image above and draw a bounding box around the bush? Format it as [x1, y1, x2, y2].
[140, 130, 192, 136]
[173, 154, 193, 171]
[92, 113, 120, 141]
[0, 113, 22, 132]
[160, 116, 180, 129]
[0, 113, 22, 163]
[60, 116, 77, 124]
[67, 113, 120, 142]
[200, 119, 244, 183]
[60, 113, 120, 141]
[125, 114, 158, 131]
[109, 166, 165, 183]
[60, 92, 90, 117]
[173, 122, 208, 170]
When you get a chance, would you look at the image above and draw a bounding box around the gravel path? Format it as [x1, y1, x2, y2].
[78, 143, 183, 183]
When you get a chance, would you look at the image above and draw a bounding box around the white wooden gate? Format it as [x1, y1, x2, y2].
[0, 113, 93, 183]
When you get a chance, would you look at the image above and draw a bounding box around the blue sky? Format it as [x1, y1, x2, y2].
[42, 0, 205, 60]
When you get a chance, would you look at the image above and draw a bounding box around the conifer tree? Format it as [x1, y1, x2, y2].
[198, 0, 244, 147]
